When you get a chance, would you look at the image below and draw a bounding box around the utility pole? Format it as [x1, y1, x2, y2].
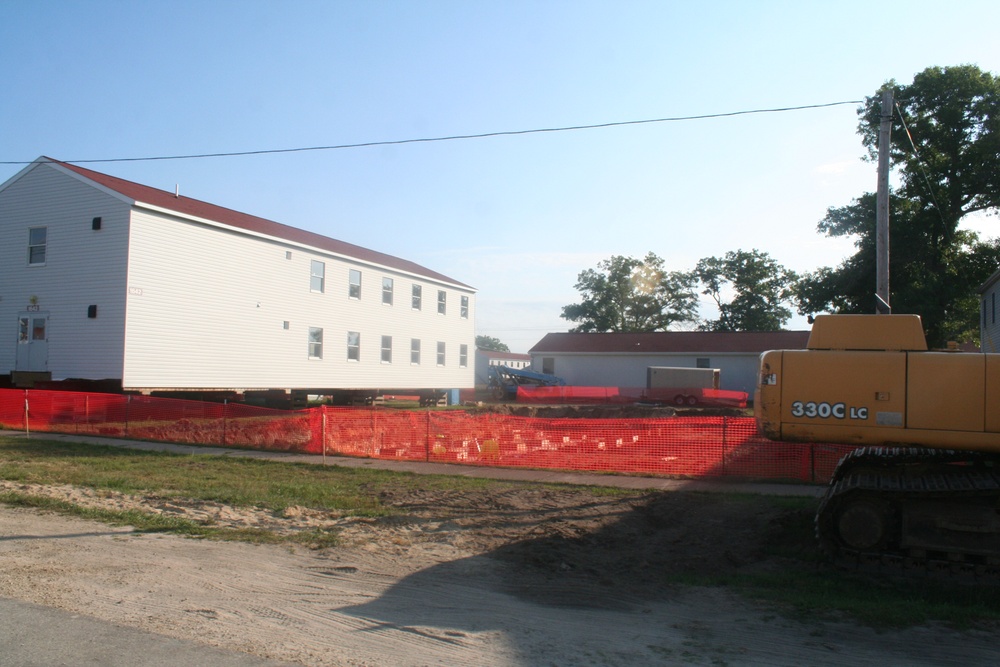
[875, 89, 893, 314]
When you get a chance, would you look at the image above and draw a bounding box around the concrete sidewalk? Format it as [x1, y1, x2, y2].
[2, 430, 824, 497]
[0, 597, 295, 667]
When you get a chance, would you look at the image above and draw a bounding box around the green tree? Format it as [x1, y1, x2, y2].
[696, 249, 798, 331]
[561, 253, 698, 332]
[475, 335, 510, 352]
[796, 65, 1000, 346]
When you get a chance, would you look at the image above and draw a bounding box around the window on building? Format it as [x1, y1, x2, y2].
[310, 260, 325, 293]
[382, 277, 393, 305]
[412, 284, 422, 310]
[459, 344, 468, 368]
[381, 336, 392, 363]
[542, 357, 554, 375]
[18, 317, 29, 343]
[308, 327, 323, 359]
[696, 358, 711, 369]
[28, 227, 47, 265]
[347, 331, 360, 361]
[411, 339, 420, 364]
[437, 290, 446, 315]
[349, 269, 362, 299]
[461, 295, 469, 319]
[437, 342, 446, 366]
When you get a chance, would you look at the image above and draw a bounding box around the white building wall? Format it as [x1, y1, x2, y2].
[0, 163, 130, 379]
[123, 208, 475, 391]
[530, 352, 762, 395]
[983, 285, 1000, 354]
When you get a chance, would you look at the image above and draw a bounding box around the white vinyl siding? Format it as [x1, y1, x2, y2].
[0, 163, 129, 380]
[1, 160, 477, 392]
[123, 211, 476, 390]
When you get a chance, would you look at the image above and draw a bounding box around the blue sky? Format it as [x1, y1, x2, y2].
[3, 1, 998, 352]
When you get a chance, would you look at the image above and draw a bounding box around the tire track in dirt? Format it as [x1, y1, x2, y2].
[5, 484, 1000, 666]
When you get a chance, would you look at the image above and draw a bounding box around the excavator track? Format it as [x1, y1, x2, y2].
[816, 447, 1000, 575]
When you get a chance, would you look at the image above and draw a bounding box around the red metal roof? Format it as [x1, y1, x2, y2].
[47, 158, 471, 288]
[528, 330, 811, 354]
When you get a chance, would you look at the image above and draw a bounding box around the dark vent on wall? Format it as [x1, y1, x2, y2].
[87, 305, 98, 318]
[92, 217, 102, 230]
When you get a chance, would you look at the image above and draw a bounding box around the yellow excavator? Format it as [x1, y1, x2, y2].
[755, 314, 1000, 568]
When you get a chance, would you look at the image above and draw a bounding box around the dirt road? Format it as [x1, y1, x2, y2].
[1, 480, 996, 666]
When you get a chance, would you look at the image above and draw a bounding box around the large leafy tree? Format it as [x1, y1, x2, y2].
[475, 335, 510, 352]
[796, 65, 1000, 346]
[696, 249, 798, 331]
[561, 252, 698, 332]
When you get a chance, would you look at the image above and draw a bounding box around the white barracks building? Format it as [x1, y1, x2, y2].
[0, 157, 476, 404]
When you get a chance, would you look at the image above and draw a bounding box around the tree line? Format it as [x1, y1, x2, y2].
[561, 65, 1000, 347]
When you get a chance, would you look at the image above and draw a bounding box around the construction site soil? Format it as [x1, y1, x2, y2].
[3, 470, 998, 666]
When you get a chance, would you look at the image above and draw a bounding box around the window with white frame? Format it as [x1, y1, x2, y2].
[437, 341, 446, 366]
[310, 260, 325, 292]
[381, 335, 392, 363]
[460, 295, 469, 319]
[308, 327, 323, 359]
[411, 338, 420, 364]
[347, 331, 360, 361]
[437, 290, 446, 315]
[382, 277, 393, 305]
[459, 344, 468, 368]
[412, 284, 422, 310]
[349, 269, 361, 299]
[28, 227, 47, 265]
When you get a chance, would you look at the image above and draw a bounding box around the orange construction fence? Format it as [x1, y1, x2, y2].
[0, 388, 851, 484]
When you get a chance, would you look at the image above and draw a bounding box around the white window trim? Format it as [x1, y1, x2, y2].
[347, 331, 361, 362]
[308, 327, 324, 359]
[27, 227, 47, 266]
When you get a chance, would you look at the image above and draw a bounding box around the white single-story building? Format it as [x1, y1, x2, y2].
[474, 349, 532, 387]
[0, 157, 476, 402]
[981, 268, 1000, 354]
[528, 330, 811, 396]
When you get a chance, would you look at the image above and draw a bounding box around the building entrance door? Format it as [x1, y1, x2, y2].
[15, 312, 49, 372]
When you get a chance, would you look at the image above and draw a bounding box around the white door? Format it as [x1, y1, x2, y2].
[15, 312, 49, 372]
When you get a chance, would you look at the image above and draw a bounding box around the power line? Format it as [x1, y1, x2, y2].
[2, 100, 863, 166]
[894, 101, 949, 226]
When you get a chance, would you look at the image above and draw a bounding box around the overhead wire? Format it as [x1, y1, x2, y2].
[894, 101, 950, 227]
[1, 100, 863, 166]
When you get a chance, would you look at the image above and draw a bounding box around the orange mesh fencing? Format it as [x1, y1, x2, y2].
[0, 389, 852, 483]
[516, 385, 748, 407]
